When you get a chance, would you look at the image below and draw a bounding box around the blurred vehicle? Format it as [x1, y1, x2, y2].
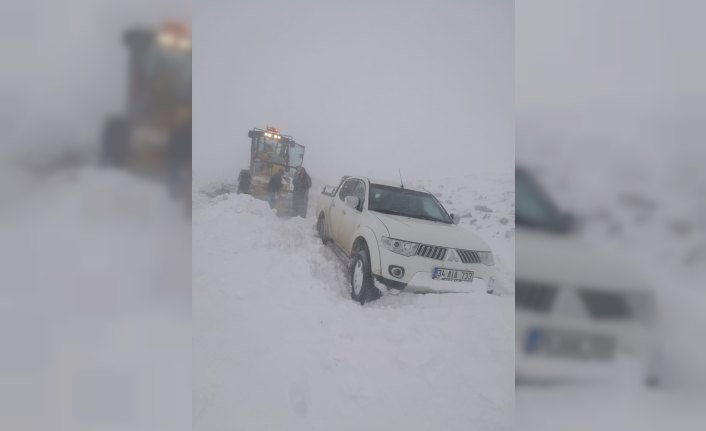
[515, 166, 661, 386]
[316, 176, 496, 304]
[101, 21, 192, 199]
[239, 126, 305, 216]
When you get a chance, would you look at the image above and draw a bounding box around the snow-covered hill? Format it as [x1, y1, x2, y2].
[193, 173, 515, 431]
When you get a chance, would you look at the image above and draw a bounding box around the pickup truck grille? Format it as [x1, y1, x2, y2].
[456, 249, 481, 264]
[516, 281, 558, 313]
[416, 244, 447, 260]
[578, 289, 631, 319]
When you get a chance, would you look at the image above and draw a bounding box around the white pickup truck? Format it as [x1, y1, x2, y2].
[316, 176, 496, 304]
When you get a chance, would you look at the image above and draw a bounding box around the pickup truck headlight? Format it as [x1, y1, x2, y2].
[381, 237, 419, 257]
[477, 251, 495, 266]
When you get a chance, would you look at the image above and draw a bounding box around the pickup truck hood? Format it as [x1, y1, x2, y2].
[372, 213, 491, 251]
[516, 228, 650, 292]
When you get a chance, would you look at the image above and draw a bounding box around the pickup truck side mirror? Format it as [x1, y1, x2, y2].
[344, 196, 360, 210]
[451, 213, 460, 225]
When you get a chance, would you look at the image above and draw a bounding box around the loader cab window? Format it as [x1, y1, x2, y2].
[258, 136, 276, 155]
[288, 143, 305, 170]
[145, 42, 192, 102]
[254, 136, 295, 170]
[255, 136, 281, 164]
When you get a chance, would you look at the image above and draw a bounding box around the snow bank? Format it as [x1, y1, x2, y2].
[193, 175, 514, 431]
[0, 167, 191, 430]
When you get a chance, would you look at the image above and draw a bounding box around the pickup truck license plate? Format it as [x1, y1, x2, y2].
[525, 328, 616, 361]
[432, 267, 474, 282]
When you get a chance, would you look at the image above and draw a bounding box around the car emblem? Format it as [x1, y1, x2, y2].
[447, 250, 460, 263]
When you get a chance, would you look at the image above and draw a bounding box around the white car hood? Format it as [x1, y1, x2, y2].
[372, 213, 491, 251]
[516, 228, 650, 292]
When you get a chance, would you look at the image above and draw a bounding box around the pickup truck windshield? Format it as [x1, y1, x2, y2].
[368, 183, 452, 224]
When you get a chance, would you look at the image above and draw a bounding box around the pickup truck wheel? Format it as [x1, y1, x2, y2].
[317, 215, 329, 245]
[350, 248, 377, 305]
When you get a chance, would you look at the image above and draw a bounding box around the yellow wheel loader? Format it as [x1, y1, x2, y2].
[239, 126, 306, 217]
[101, 21, 192, 207]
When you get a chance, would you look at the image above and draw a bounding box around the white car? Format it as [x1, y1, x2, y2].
[515, 167, 661, 385]
[316, 176, 496, 304]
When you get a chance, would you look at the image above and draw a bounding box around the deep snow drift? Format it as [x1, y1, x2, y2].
[193, 173, 515, 431]
[0, 167, 191, 430]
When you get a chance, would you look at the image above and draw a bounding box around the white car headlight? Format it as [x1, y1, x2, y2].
[477, 251, 495, 266]
[381, 237, 419, 257]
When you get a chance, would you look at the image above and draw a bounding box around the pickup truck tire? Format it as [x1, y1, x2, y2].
[350, 247, 379, 305]
[317, 214, 329, 245]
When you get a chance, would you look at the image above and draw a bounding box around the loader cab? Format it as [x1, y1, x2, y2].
[101, 21, 192, 176]
[124, 22, 192, 118]
[248, 128, 305, 177]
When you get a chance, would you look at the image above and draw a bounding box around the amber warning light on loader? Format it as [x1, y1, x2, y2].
[265, 126, 281, 139]
[156, 21, 191, 51]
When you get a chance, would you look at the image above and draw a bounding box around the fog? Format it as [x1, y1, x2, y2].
[0, 1, 190, 162]
[516, 1, 706, 429]
[0, 0, 190, 199]
[517, 0, 706, 113]
[1, 1, 191, 430]
[193, 0, 514, 186]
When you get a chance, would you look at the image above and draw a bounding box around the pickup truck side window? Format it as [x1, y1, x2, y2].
[338, 179, 357, 202]
[352, 181, 366, 209]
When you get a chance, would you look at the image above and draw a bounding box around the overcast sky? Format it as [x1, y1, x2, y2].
[517, 0, 706, 113]
[194, 0, 514, 186]
[516, 0, 706, 214]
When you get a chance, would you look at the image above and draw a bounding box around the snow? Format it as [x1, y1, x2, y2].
[516, 384, 706, 431]
[0, 2, 192, 429]
[0, 167, 191, 430]
[193, 172, 515, 430]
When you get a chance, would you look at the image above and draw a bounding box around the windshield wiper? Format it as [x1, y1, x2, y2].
[410, 214, 450, 224]
[371, 208, 449, 224]
[370, 208, 410, 217]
